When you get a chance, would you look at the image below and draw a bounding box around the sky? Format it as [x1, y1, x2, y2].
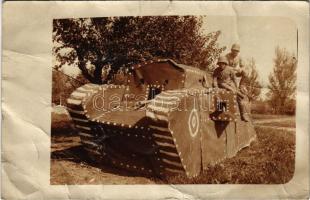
[203, 16, 297, 92]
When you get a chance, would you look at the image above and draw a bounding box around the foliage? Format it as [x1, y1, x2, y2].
[52, 69, 88, 105]
[267, 47, 297, 114]
[53, 16, 225, 83]
[251, 100, 273, 114]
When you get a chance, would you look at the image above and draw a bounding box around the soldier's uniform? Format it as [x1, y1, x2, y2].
[213, 56, 250, 122]
[225, 44, 244, 77]
[225, 53, 244, 68]
[213, 64, 238, 92]
[238, 67, 252, 120]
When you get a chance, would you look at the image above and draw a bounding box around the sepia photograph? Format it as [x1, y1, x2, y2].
[3, 1, 309, 199]
[50, 15, 296, 185]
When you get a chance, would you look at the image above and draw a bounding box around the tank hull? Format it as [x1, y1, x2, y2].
[67, 83, 256, 178]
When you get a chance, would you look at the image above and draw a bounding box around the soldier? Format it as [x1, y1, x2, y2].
[226, 43, 244, 77]
[213, 56, 238, 92]
[213, 56, 250, 122]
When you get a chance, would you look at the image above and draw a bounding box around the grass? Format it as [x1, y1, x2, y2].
[165, 126, 295, 184]
[251, 114, 293, 120]
[258, 119, 295, 128]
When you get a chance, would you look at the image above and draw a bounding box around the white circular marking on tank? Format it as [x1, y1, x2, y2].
[188, 108, 199, 138]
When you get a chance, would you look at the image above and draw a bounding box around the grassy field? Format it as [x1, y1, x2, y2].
[252, 113, 293, 120]
[51, 110, 295, 184]
[256, 119, 295, 128]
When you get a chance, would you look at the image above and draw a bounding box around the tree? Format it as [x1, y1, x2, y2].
[267, 47, 297, 114]
[52, 69, 88, 105]
[240, 58, 262, 102]
[53, 16, 225, 84]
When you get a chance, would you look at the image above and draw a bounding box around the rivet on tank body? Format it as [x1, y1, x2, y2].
[133, 165, 137, 169]
[113, 122, 117, 125]
[141, 167, 145, 170]
[135, 126, 138, 129]
[126, 164, 129, 168]
[149, 170, 152, 173]
[127, 134, 130, 136]
[141, 127, 144, 129]
[184, 165, 187, 169]
[120, 163, 124, 166]
[142, 135, 145, 138]
[107, 122, 110, 125]
[121, 124, 124, 127]
[129, 125, 132, 128]
[135, 135, 138, 137]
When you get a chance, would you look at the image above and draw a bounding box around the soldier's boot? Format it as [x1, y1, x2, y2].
[241, 113, 250, 122]
[238, 101, 250, 122]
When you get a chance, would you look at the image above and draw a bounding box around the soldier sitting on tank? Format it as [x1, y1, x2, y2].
[212, 56, 250, 122]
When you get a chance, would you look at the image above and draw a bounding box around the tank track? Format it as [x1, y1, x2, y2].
[67, 84, 154, 176]
[67, 84, 103, 160]
[146, 90, 201, 178]
[67, 84, 201, 178]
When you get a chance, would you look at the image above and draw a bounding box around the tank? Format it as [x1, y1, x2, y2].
[67, 59, 256, 178]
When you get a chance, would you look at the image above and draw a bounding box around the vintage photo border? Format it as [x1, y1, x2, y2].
[2, 1, 309, 199]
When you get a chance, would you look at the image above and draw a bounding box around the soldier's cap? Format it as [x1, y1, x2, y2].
[217, 56, 228, 65]
[231, 43, 240, 51]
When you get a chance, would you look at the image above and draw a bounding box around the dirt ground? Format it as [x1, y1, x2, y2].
[51, 136, 158, 184]
[50, 113, 295, 185]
